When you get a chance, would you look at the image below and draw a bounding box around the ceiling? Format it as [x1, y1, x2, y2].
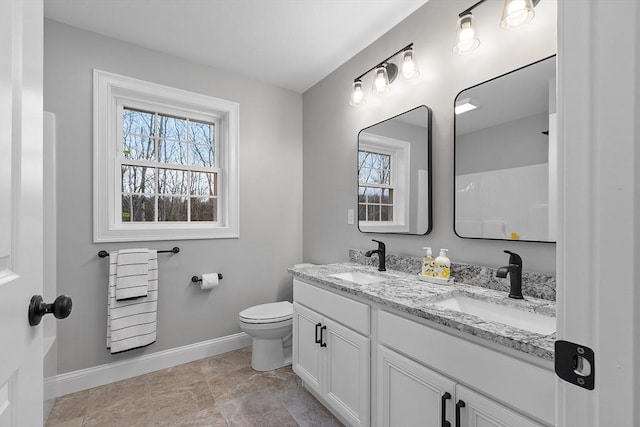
[44, 0, 429, 93]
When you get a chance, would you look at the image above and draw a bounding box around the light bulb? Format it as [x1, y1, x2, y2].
[453, 13, 480, 54]
[350, 81, 365, 106]
[401, 48, 419, 80]
[500, 0, 535, 29]
[372, 66, 389, 93]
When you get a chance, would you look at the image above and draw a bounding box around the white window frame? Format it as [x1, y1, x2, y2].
[93, 70, 239, 242]
[358, 132, 410, 233]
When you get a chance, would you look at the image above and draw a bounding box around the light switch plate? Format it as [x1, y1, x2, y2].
[347, 209, 354, 225]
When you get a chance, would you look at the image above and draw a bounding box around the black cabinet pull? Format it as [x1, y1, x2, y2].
[455, 399, 466, 427]
[315, 322, 322, 344]
[320, 325, 327, 347]
[441, 392, 451, 427]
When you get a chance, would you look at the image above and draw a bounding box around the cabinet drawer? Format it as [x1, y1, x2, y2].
[294, 279, 370, 335]
[378, 310, 554, 426]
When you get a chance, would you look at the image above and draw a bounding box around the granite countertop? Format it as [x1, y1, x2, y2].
[288, 262, 556, 361]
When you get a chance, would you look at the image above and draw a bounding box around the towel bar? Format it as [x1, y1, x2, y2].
[98, 247, 180, 258]
[191, 274, 223, 282]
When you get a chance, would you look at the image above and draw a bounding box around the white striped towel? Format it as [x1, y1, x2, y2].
[107, 250, 158, 354]
[115, 248, 150, 300]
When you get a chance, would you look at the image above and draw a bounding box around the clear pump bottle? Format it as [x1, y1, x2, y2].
[421, 247, 434, 277]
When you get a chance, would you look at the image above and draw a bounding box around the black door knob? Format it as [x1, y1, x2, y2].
[28, 294, 72, 326]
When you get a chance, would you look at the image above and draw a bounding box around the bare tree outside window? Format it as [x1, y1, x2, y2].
[358, 150, 394, 222]
[121, 107, 218, 223]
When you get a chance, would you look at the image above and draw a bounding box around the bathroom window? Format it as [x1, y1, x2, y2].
[93, 70, 239, 242]
[358, 134, 410, 233]
[358, 150, 395, 222]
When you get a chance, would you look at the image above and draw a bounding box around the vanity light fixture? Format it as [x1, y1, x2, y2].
[350, 43, 417, 106]
[453, 0, 541, 54]
[454, 98, 479, 114]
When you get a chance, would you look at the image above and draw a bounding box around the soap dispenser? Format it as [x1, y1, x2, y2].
[434, 249, 451, 279]
[421, 247, 434, 277]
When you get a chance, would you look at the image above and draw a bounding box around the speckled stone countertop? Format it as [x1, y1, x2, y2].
[288, 263, 556, 361]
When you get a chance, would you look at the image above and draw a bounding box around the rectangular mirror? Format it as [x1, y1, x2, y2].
[454, 56, 556, 242]
[358, 105, 432, 235]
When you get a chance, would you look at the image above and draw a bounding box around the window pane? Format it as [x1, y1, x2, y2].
[358, 204, 366, 221]
[158, 196, 188, 221]
[121, 165, 154, 194]
[189, 143, 215, 167]
[381, 189, 394, 204]
[380, 206, 393, 221]
[158, 168, 188, 195]
[131, 195, 155, 222]
[190, 172, 216, 196]
[159, 139, 188, 165]
[123, 108, 155, 136]
[123, 134, 155, 160]
[367, 205, 380, 221]
[358, 187, 367, 203]
[369, 188, 381, 203]
[122, 195, 132, 222]
[190, 120, 214, 144]
[157, 115, 186, 140]
[191, 197, 217, 221]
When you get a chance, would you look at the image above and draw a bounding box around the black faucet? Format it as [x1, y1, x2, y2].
[364, 239, 386, 271]
[496, 250, 523, 299]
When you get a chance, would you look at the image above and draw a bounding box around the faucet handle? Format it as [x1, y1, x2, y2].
[504, 250, 522, 266]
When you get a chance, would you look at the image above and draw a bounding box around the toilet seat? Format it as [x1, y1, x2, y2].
[239, 301, 293, 324]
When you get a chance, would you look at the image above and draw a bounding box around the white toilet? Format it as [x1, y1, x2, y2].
[239, 301, 293, 371]
[239, 263, 314, 371]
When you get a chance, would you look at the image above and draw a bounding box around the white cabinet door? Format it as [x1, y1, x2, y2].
[324, 317, 370, 427]
[292, 302, 323, 394]
[455, 385, 543, 427]
[377, 345, 456, 427]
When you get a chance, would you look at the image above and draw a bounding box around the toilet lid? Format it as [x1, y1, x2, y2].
[239, 301, 293, 323]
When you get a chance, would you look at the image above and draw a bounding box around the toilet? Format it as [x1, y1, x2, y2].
[239, 263, 314, 371]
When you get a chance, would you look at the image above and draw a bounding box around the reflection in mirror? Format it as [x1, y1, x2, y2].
[358, 105, 432, 235]
[454, 55, 556, 242]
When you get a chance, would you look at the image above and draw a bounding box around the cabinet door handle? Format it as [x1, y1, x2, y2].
[455, 399, 466, 427]
[441, 392, 451, 427]
[315, 322, 322, 344]
[320, 325, 327, 347]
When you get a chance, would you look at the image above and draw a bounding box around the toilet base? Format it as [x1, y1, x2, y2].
[250, 338, 292, 371]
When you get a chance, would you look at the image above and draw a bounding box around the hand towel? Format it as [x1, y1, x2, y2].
[115, 248, 149, 300]
[107, 250, 158, 354]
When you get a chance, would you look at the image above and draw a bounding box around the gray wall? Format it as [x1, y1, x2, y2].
[302, 0, 557, 272]
[44, 20, 303, 374]
[456, 113, 549, 175]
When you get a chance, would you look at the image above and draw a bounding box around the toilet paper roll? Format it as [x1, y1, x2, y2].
[200, 273, 220, 290]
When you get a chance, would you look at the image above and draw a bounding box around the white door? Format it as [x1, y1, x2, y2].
[0, 0, 44, 425]
[557, 1, 640, 426]
[323, 317, 370, 427]
[377, 345, 455, 427]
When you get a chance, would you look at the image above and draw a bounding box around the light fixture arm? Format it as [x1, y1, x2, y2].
[353, 43, 414, 83]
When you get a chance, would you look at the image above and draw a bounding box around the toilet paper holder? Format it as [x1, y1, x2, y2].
[191, 274, 223, 283]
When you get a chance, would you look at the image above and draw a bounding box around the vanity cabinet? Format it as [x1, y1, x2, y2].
[378, 310, 554, 426]
[378, 345, 544, 427]
[293, 280, 370, 427]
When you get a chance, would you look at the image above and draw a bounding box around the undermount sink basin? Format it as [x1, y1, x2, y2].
[329, 271, 386, 285]
[432, 295, 556, 335]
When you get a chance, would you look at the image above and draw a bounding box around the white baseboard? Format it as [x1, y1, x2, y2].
[45, 332, 251, 398]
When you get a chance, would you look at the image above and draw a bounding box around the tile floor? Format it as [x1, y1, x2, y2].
[46, 347, 343, 426]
